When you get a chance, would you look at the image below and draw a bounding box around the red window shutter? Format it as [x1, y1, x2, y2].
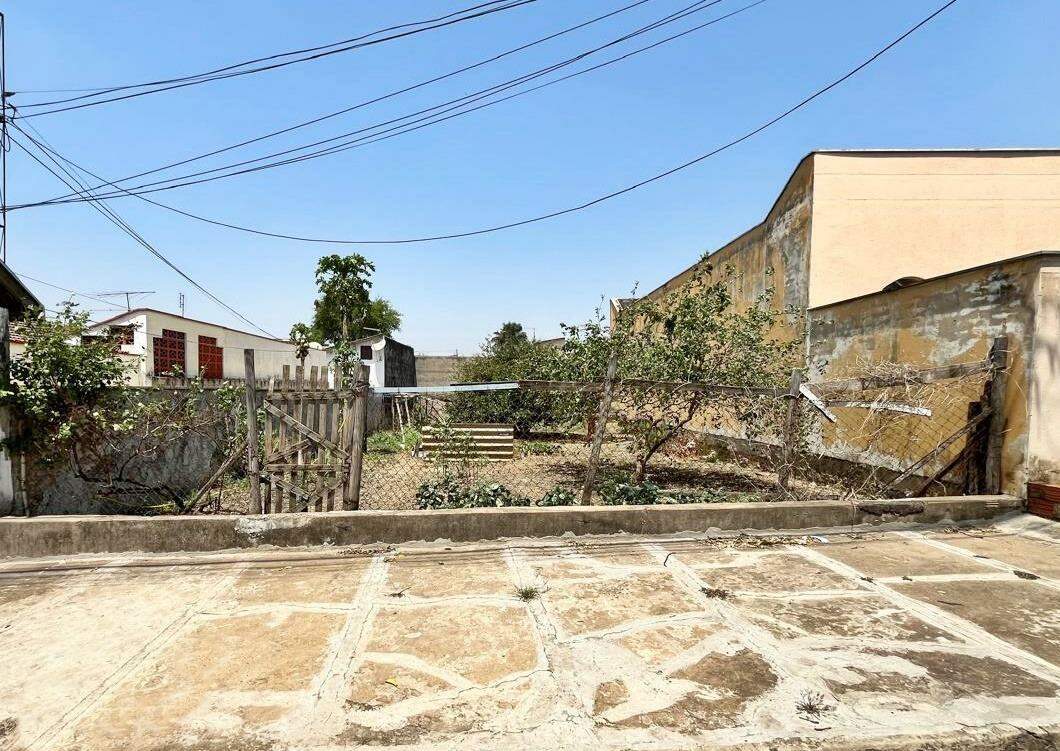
[153, 329, 186, 376]
[198, 335, 223, 379]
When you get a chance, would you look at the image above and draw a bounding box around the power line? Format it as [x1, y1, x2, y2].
[8, 128, 277, 337]
[21, 0, 659, 208]
[15, 0, 537, 117]
[17, 0, 741, 209]
[12, 0, 960, 246]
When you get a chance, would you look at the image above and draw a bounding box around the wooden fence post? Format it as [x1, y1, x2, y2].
[984, 335, 1009, 495]
[344, 364, 369, 510]
[581, 350, 620, 506]
[243, 349, 263, 514]
[778, 368, 804, 491]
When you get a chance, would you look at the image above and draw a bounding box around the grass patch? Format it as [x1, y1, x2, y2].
[367, 427, 421, 454]
[795, 689, 832, 717]
[515, 585, 541, 602]
[700, 586, 731, 599]
[519, 440, 560, 457]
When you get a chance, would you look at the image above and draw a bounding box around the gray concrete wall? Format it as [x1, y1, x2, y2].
[415, 356, 471, 387]
[28, 431, 219, 515]
[0, 496, 1020, 557]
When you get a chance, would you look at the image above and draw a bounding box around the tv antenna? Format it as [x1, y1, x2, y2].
[96, 290, 155, 311]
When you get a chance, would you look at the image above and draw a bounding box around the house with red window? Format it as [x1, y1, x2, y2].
[85, 308, 332, 386]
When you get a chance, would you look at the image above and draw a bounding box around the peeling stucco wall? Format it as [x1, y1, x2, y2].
[637, 157, 813, 338]
[806, 256, 1057, 496]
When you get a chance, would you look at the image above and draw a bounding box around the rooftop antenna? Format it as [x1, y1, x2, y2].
[96, 290, 155, 311]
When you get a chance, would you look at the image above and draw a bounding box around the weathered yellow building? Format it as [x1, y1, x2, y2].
[618, 149, 1060, 496]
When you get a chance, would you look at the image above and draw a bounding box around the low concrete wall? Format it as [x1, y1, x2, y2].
[0, 496, 1020, 558]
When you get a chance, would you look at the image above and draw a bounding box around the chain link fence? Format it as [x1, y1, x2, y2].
[359, 383, 826, 511]
[22, 349, 1002, 516]
[356, 348, 1004, 511]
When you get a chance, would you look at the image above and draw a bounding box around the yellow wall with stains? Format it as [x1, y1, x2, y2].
[807, 256, 1059, 496]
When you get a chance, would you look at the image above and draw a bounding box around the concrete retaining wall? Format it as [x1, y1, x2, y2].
[0, 496, 1020, 558]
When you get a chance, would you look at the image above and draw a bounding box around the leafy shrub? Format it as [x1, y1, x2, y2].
[599, 480, 661, 505]
[660, 489, 732, 504]
[415, 474, 467, 509]
[537, 487, 577, 506]
[465, 482, 527, 508]
[415, 476, 530, 509]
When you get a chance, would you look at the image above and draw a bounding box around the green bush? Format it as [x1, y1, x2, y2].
[415, 474, 466, 509]
[415, 477, 530, 509]
[537, 487, 577, 506]
[659, 489, 731, 504]
[466, 483, 528, 508]
[599, 480, 661, 506]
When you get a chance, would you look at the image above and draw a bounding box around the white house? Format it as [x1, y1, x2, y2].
[85, 308, 332, 386]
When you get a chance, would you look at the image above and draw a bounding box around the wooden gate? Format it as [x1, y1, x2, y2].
[260, 365, 358, 512]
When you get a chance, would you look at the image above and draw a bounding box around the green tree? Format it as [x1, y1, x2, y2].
[289, 323, 313, 367]
[491, 322, 529, 351]
[447, 323, 558, 434]
[300, 254, 402, 345]
[545, 263, 799, 482]
[1, 304, 130, 461]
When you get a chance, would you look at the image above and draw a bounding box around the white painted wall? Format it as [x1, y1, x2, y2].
[358, 336, 386, 387]
[86, 309, 332, 385]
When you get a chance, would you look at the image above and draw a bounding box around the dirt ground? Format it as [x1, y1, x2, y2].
[211, 437, 845, 513]
[2, 514, 1059, 750]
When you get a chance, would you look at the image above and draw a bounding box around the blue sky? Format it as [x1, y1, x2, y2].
[3, 0, 1057, 352]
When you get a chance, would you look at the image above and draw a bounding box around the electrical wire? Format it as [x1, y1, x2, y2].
[23, 0, 659, 208]
[9, 0, 960, 246]
[16, 0, 537, 117]
[16, 0, 738, 208]
[16, 0, 746, 211]
[7, 129, 277, 336]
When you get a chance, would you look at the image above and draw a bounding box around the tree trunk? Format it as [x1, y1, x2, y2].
[632, 457, 648, 484]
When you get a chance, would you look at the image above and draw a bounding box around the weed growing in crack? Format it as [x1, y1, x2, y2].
[1014, 570, 1040, 580]
[516, 585, 541, 602]
[795, 690, 833, 717]
[700, 586, 731, 599]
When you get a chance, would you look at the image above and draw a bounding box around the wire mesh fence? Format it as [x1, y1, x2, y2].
[359, 383, 828, 510]
[804, 363, 992, 498]
[23, 346, 1001, 516]
[356, 348, 1003, 511]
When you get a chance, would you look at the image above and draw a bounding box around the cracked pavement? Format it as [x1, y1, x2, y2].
[1, 514, 1059, 750]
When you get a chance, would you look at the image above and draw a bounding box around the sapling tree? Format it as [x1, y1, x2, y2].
[544, 262, 798, 483]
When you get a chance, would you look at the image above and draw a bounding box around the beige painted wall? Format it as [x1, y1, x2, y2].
[809, 152, 1060, 307]
[633, 157, 814, 341]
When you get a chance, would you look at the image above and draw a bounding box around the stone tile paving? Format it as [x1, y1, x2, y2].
[0, 516, 1059, 750]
